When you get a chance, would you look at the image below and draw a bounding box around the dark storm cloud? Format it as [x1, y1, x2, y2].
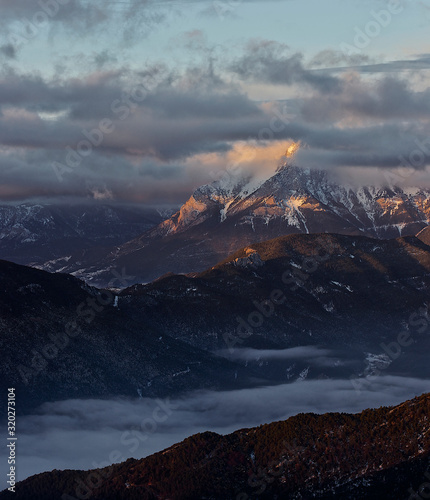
[294, 123, 430, 170]
[0, 61, 290, 167]
[229, 39, 341, 92]
[0, 61, 279, 202]
[1, 376, 428, 486]
[300, 76, 430, 123]
[0, 63, 261, 117]
[1, 73, 429, 203]
[0, 69, 130, 114]
[0, 65, 263, 145]
[0, 147, 208, 204]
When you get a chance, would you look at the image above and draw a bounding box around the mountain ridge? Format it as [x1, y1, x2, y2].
[6, 392, 430, 499]
[0, 258, 260, 414]
[43, 155, 430, 286]
[0, 203, 166, 269]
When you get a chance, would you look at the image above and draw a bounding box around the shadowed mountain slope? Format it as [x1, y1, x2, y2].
[0, 260, 259, 414]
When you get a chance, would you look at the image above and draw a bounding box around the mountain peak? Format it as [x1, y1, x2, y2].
[286, 140, 302, 158]
[33, 149, 430, 285]
[276, 141, 302, 173]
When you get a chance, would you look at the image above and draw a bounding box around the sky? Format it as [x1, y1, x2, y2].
[1, 0, 430, 205]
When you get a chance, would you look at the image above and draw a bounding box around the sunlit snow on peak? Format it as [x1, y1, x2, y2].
[286, 141, 302, 159]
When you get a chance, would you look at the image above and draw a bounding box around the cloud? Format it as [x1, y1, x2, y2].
[93, 50, 119, 70]
[320, 53, 430, 74]
[293, 123, 430, 171]
[0, 0, 288, 48]
[0, 64, 280, 202]
[308, 49, 374, 68]
[1, 375, 428, 488]
[0, 44, 17, 59]
[216, 346, 335, 361]
[301, 74, 430, 122]
[2, 42, 430, 204]
[0, 66, 266, 153]
[228, 39, 341, 92]
[0, 0, 169, 46]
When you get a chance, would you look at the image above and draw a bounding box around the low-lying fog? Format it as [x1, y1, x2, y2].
[2, 373, 429, 489]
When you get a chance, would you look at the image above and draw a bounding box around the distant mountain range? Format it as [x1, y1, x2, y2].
[31, 154, 430, 286]
[3, 229, 430, 413]
[6, 392, 430, 499]
[0, 203, 165, 269]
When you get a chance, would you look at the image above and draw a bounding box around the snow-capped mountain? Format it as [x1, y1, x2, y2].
[0, 204, 165, 267]
[62, 149, 430, 286]
[149, 158, 430, 240]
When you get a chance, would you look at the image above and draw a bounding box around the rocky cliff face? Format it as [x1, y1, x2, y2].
[150, 160, 430, 240]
